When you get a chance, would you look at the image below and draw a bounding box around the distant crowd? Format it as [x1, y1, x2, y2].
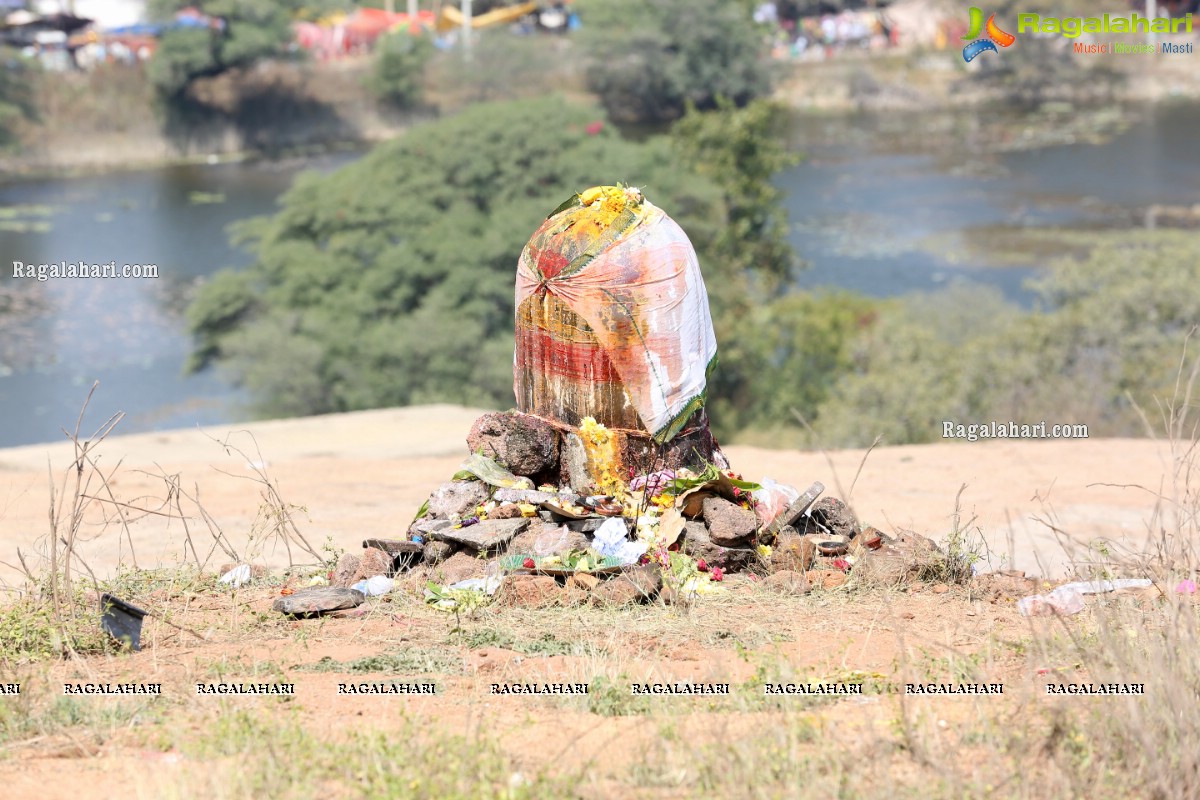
[754, 2, 900, 61]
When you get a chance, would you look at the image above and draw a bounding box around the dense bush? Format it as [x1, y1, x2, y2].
[367, 31, 434, 110]
[574, 0, 773, 123]
[812, 232, 1200, 447]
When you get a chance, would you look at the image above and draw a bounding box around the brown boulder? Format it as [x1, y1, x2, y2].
[422, 540, 457, 567]
[494, 575, 562, 608]
[330, 553, 361, 588]
[593, 565, 662, 606]
[430, 551, 487, 585]
[852, 531, 942, 587]
[798, 497, 859, 539]
[763, 570, 813, 595]
[467, 411, 558, 479]
[701, 496, 757, 547]
[772, 532, 815, 573]
[805, 569, 848, 589]
[356, 546, 394, 579]
[681, 521, 758, 572]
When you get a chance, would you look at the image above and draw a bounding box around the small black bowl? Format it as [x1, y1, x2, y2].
[816, 540, 849, 557]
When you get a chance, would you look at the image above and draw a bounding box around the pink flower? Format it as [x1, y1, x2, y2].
[710, 567, 724, 582]
[585, 120, 604, 135]
[1177, 579, 1197, 594]
[696, 558, 708, 572]
[831, 558, 850, 572]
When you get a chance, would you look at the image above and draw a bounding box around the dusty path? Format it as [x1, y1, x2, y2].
[0, 405, 1175, 584]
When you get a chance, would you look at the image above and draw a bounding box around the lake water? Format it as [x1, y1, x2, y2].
[1, 103, 1197, 447]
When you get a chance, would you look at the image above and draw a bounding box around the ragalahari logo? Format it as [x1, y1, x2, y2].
[962, 7, 1016, 62]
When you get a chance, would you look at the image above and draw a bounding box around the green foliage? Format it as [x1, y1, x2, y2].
[0, 49, 37, 150]
[367, 31, 434, 110]
[814, 232, 1200, 447]
[574, 0, 773, 123]
[187, 95, 727, 417]
[147, 0, 303, 98]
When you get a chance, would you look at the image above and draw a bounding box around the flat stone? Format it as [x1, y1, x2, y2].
[536, 511, 606, 533]
[466, 411, 559, 478]
[410, 518, 453, 537]
[273, 587, 365, 616]
[766, 481, 825, 536]
[507, 523, 590, 557]
[701, 496, 757, 547]
[430, 518, 530, 552]
[362, 539, 423, 555]
[426, 480, 490, 520]
[494, 488, 578, 505]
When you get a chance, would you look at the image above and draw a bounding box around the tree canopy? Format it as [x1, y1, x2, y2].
[574, 0, 774, 123]
[188, 95, 746, 417]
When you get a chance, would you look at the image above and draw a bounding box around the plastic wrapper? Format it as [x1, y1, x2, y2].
[593, 517, 648, 565]
[752, 478, 800, 527]
[514, 186, 717, 442]
[1017, 585, 1085, 616]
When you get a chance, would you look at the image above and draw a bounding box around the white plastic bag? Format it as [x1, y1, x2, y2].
[752, 478, 800, 527]
[593, 517, 648, 565]
[1017, 585, 1085, 617]
[352, 576, 395, 596]
[218, 564, 252, 588]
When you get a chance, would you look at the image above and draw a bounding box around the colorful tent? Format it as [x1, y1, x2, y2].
[514, 186, 717, 443]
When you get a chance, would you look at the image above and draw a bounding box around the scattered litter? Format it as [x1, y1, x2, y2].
[457, 453, 535, 490]
[752, 478, 800, 526]
[100, 593, 148, 651]
[352, 576, 395, 597]
[217, 564, 252, 588]
[1059, 578, 1152, 595]
[593, 517, 648, 565]
[307, 575, 328, 587]
[1176, 579, 1197, 594]
[1017, 585, 1086, 617]
[447, 575, 504, 595]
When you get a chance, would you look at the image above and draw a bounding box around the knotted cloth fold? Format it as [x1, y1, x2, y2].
[514, 186, 718, 443]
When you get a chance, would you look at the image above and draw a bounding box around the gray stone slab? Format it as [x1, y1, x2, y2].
[429, 518, 530, 552]
[273, 587, 365, 616]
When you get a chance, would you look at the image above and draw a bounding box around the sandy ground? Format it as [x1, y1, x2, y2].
[0, 405, 1177, 585]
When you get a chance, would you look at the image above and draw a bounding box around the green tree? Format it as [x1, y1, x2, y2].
[574, 0, 773, 123]
[366, 31, 434, 110]
[0, 49, 37, 149]
[187, 96, 728, 417]
[147, 0, 324, 99]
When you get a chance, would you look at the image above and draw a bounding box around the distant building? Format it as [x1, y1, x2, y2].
[32, 0, 146, 29]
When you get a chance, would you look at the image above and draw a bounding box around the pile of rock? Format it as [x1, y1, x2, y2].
[286, 410, 951, 612]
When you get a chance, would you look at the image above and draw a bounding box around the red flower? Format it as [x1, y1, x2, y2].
[696, 558, 709, 572]
[522, 557, 535, 569]
[586, 120, 604, 135]
[710, 567, 724, 582]
[831, 558, 850, 572]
